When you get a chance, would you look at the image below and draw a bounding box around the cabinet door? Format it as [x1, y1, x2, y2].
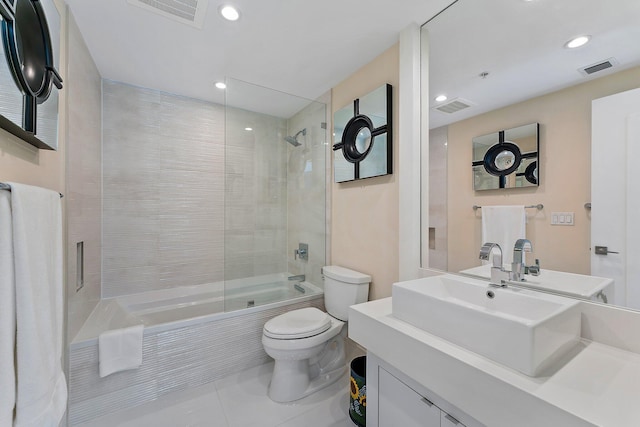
[441, 412, 466, 427]
[378, 368, 441, 427]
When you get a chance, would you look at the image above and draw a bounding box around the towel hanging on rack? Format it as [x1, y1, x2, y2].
[5, 182, 67, 427]
[481, 205, 526, 266]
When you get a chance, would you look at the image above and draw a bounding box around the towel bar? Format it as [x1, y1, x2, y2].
[0, 182, 63, 198]
[473, 204, 543, 211]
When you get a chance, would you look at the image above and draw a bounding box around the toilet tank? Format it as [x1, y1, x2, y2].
[322, 266, 371, 321]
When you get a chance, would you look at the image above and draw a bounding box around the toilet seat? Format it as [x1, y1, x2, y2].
[263, 307, 332, 339]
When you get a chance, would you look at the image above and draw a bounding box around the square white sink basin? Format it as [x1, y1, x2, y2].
[460, 264, 614, 302]
[392, 274, 581, 376]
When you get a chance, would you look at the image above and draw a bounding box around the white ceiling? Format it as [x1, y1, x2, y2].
[65, 0, 454, 115]
[427, 0, 640, 129]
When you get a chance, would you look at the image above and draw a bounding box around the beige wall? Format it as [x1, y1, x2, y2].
[331, 44, 399, 300]
[0, 130, 64, 191]
[447, 66, 640, 274]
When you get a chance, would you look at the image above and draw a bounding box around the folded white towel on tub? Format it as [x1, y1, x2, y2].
[99, 325, 144, 378]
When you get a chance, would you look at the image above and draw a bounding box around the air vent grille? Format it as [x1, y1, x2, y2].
[128, 0, 208, 28]
[580, 58, 618, 76]
[584, 61, 613, 75]
[434, 98, 474, 114]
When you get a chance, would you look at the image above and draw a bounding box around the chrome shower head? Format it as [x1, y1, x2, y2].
[284, 136, 301, 146]
[284, 128, 306, 147]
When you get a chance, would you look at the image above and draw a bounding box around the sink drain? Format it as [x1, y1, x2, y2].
[486, 290, 495, 299]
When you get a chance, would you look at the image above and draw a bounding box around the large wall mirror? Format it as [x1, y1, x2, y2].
[422, 0, 640, 311]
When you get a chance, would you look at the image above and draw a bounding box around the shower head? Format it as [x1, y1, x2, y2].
[284, 128, 306, 147]
[284, 136, 301, 147]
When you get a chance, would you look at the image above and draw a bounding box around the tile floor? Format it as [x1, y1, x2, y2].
[78, 347, 365, 427]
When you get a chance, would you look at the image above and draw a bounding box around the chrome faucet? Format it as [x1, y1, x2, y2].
[479, 241, 541, 286]
[288, 274, 305, 282]
[479, 243, 510, 286]
[511, 239, 541, 281]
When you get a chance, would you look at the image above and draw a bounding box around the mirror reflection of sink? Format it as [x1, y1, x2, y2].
[459, 264, 614, 303]
[392, 274, 581, 376]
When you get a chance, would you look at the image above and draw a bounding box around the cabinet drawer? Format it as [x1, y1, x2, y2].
[378, 367, 441, 427]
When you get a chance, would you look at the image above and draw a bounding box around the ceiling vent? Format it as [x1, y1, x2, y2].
[127, 0, 209, 28]
[433, 98, 474, 114]
[579, 58, 618, 76]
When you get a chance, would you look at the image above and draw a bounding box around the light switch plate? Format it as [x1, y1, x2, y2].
[551, 212, 574, 226]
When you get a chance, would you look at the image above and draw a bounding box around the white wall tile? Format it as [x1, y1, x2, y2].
[66, 12, 103, 340]
[103, 81, 304, 294]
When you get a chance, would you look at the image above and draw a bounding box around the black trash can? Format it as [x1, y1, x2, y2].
[349, 356, 366, 427]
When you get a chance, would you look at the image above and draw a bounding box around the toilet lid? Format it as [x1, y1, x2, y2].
[263, 307, 332, 339]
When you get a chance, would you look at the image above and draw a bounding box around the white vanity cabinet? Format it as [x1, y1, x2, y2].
[350, 297, 640, 426]
[379, 368, 441, 426]
[370, 354, 477, 427]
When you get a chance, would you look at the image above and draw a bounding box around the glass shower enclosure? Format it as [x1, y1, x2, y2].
[223, 79, 327, 311]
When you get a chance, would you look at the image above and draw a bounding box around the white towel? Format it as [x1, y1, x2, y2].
[99, 325, 144, 378]
[9, 183, 67, 427]
[0, 191, 16, 427]
[481, 205, 526, 266]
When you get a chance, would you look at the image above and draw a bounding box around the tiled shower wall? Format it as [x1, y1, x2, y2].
[429, 126, 448, 270]
[224, 108, 288, 280]
[66, 12, 102, 340]
[286, 98, 328, 286]
[102, 81, 290, 297]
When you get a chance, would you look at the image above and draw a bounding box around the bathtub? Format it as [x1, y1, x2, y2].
[68, 273, 324, 425]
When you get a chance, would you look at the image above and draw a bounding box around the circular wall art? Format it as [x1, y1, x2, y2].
[333, 84, 392, 182]
[1, 0, 63, 136]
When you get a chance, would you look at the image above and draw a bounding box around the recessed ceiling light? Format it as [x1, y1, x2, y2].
[245, 127, 253, 131]
[565, 35, 591, 49]
[435, 95, 448, 102]
[219, 5, 240, 21]
[215, 81, 226, 89]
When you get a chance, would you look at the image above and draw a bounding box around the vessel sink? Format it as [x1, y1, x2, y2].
[392, 274, 581, 376]
[460, 264, 614, 302]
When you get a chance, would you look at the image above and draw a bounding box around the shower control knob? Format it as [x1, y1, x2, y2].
[294, 243, 309, 261]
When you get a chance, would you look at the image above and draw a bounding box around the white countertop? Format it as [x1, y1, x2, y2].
[349, 297, 640, 427]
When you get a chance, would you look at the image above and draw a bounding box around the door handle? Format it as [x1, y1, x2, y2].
[594, 246, 620, 255]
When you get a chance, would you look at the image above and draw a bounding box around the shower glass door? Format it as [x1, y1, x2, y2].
[223, 79, 327, 312]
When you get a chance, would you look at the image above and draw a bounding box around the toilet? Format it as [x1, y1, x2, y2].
[262, 265, 370, 402]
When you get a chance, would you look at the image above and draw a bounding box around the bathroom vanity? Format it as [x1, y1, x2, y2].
[349, 274, 640, 427]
